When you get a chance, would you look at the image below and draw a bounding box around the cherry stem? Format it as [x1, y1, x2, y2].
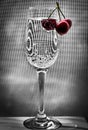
[48, 7, 57, 19]
[48, 2, 65, 20]
[56, 2, 65, 19]
[56, 2, 61, 21]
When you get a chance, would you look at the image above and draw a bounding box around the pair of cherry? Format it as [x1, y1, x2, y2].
[41, 2, 72, 35]
[41, 18, 72, 35]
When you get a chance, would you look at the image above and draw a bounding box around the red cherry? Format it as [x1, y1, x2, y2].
[64, 19, 72, 28]
[55, 20, 69, 35]
[41, 18, 56, 30]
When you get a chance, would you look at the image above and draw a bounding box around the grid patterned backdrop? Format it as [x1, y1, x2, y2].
[0, 0, 88, 117]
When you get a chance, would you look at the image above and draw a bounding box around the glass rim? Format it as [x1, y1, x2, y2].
[28, 6, 55, 10]
[27, 6, 58, 19]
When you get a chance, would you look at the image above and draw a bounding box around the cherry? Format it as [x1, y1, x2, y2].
[64, 19, 72, 28]
[55, 20, 69, 35]
[41, 18, 56, 30]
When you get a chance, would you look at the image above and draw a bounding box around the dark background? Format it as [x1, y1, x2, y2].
[0, 0, 88, 118]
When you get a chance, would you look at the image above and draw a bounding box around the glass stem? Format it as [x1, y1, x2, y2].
[37, 69, 47, 119]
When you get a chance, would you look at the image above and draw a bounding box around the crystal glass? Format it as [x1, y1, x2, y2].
[23, 6, 61, 129]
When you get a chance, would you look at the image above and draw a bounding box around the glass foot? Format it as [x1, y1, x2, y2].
[23, 117, 61, 129]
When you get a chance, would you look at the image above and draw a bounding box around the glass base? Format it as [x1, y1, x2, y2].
[23, 117, 61, 129]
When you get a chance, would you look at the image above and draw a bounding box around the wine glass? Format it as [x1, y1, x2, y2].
[23, 6, 61, 129]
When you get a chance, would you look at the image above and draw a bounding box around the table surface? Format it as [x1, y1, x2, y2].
[0, 116, 88, 130]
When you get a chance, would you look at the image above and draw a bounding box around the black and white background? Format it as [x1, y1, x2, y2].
[0, 0, 88, 120]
